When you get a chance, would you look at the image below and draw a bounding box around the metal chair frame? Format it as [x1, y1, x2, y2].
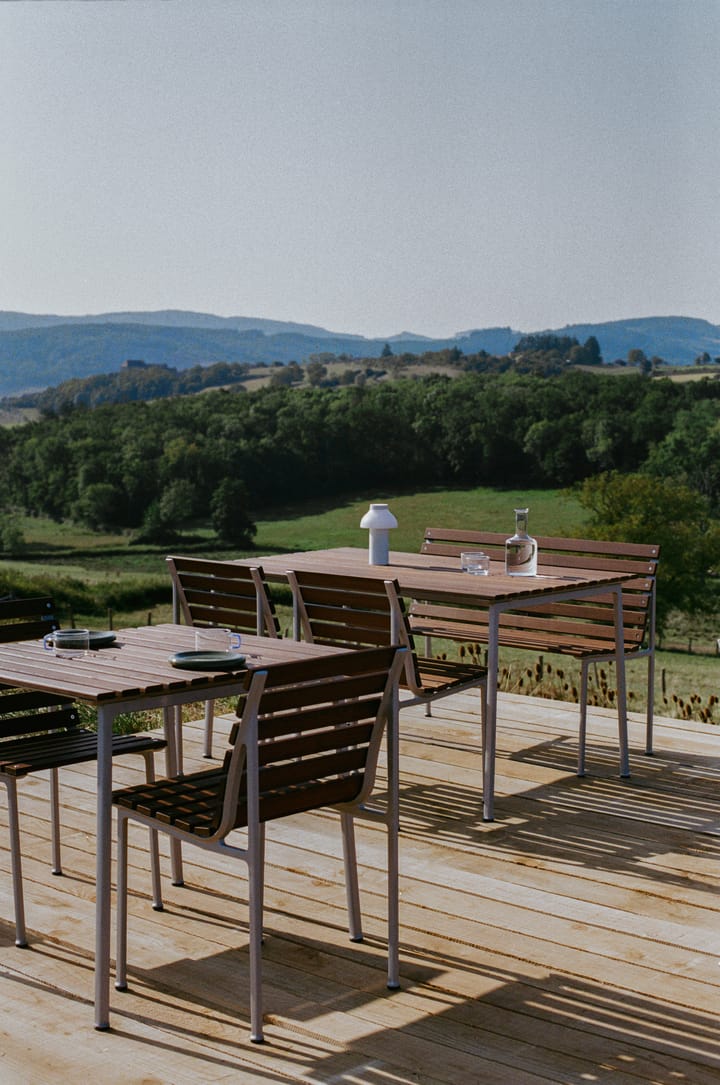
[114, 645, 406, 1044]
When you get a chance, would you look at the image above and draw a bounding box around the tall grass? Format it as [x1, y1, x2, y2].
[435, 639, 720, 724]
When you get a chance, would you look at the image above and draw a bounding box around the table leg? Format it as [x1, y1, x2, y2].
[483, 606, 501, 821]
[162, 706, 179, 777]
[173, 705, 184, 776]
[613, 586, 630, 778]
[163, 707, 184, 885]
[94, 704, 114, 1029]
[386, 675, 400, 987]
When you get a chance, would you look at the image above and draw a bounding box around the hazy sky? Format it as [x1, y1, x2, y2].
[2, 0, 719, 338]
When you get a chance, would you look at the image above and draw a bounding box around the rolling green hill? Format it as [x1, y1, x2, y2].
[0, 310, 718, 396]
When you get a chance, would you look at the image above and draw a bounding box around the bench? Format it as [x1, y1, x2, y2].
[410, 529, 660, 768]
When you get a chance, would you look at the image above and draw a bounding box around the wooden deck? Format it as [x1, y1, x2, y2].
[1, 693, 719, 1084]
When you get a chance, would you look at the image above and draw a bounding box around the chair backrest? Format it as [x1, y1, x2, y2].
[0, 596, 79, 759]
[421, 528, 659, 653]
[0, 688, 80, 752]
[0, 595, 59, 644]
[167, 556, 280, 638]
[201, 646, 404, 839]
[286, 569, 423, 688]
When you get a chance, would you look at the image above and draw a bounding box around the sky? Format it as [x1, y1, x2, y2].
[2, 0, 719, 340]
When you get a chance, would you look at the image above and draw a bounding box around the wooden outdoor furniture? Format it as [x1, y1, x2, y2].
[167, 555, 280, 758]
[286, 569, 487, 721]
[233, 547, 632, 821]
[0, 596, 166, 948]
[0, 623, 354, 1029]
[412, 529, 659, 768]
[113, 645, 405, 1044]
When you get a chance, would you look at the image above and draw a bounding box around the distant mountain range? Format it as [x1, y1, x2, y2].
[0, 310, 718, 398]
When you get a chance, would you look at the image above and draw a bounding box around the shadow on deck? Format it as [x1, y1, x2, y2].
[0, 692, 718, 1083]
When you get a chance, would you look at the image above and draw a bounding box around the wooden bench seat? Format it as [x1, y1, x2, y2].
[411, 529, 659, 766]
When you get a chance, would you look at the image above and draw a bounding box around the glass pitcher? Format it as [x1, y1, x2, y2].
[505, 507, 538, 576]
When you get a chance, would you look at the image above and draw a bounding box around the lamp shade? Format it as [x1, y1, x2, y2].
[359, 503, 398, 530]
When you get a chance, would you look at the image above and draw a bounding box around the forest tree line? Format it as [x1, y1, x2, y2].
[0, 367, 719, 530]
[4, 367, 720, 627]
[4, 360, 252, 410]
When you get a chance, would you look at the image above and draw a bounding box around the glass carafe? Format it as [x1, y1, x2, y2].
[505, 507, 538, 576]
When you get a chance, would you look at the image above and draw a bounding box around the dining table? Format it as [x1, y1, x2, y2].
[233, 546, 632, 822]
[0, 624, 356, 1031]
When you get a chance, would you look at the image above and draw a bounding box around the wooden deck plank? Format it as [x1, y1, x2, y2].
[1, 692, 719, 1082]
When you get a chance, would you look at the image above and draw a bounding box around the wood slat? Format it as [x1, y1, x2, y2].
[411, 528, 659, 663]
[167, 554, 280, 637]
[0, 596, 59, 646]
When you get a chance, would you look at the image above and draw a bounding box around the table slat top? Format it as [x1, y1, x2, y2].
[237, 547, 630, 604]
[0, 625, 344, 706]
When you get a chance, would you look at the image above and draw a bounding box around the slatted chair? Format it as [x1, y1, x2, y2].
[114, 645, 405, 1044]
[412, 528, 660, 770]
[0, 595, 166, 948]
[167, 556, 280, 759]
[286, 569, 487, 724]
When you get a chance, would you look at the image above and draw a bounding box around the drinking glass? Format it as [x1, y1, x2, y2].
[461, 552, 490, 575]
[43, 628, 90, 658]
[194, 628, 242, 652]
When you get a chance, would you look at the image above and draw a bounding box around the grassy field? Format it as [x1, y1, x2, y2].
[2, 485, 581, 625]
[7, 485, 585, 579]
[2, 486, 718, 724]
[254, 486, 585, 553]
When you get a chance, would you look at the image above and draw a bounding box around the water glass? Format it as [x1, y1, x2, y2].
[461, 551, 490, 575]
[43, 628, 90, 658]
[194, 627, 242, 653]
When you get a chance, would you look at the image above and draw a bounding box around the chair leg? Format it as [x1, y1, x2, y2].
[115, 812, 129, 990]
[203, 699, 215, 759]
[4, 779, 28, 948]
[258, 823, 266, 944]
[386, 677, 401, 990]
[142, 752, 163, 911]
[386, 818, 399, 990]
[340, 812, 363, 942]
[645, 650, 655, 756]
[49, 767, 62, 875]
[247, 818, 265, 1043]
[578, 663, 589, 777]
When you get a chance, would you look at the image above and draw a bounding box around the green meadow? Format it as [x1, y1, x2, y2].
[2, 486, 718, 723]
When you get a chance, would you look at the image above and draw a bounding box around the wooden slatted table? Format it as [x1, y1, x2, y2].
[0, 626, 351, 1031]
[234, 547, 632, 822]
